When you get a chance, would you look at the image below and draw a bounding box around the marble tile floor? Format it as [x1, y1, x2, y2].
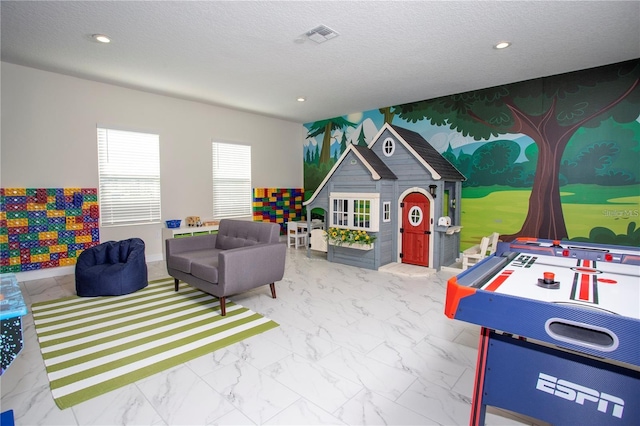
[0, 248, 550, 426]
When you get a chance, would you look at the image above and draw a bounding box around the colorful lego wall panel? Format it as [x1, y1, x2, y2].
[252, 188, 304, 234]
[0, 188, 100, 273]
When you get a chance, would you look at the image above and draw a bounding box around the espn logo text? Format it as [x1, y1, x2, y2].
[536, 373, 624, 419]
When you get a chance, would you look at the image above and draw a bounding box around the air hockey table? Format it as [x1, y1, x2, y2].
[445, 238, 640, 426]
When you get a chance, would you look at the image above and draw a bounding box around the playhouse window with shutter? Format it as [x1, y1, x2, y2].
[329, 193, 379, 232]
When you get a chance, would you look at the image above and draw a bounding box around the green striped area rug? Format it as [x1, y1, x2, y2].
[31, 277, 279, 409]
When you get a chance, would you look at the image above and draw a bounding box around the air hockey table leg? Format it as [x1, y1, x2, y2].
[467, 326, 640, 425]
[470, 327, 491, 426]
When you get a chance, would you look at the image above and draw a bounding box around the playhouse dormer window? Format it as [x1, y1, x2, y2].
[382, 137, 395, 157]
[329, 192, 380, 232]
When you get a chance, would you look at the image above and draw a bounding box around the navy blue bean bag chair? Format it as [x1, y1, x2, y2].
[75, 238, 148, 297]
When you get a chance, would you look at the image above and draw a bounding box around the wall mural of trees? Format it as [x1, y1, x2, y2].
[304, 59, 640, 247]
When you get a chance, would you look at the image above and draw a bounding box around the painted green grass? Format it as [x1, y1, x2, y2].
[460, 184, 640, 250]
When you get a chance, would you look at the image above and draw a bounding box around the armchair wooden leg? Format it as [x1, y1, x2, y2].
[219, 297, 226, 316]
[269, 283, 276, 299]
[174, 278, 179, 292]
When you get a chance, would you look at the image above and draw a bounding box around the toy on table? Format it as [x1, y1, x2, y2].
[186, 216, 202, 227]
[165, 219, 181, 229]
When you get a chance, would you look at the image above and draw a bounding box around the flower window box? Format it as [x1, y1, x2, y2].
[328, 240, 374, 251]
[325, 227, 376, 251]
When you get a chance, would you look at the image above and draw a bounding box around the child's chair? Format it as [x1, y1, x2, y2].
[287, 222, 308, 248]
[461, 236, 490, 270]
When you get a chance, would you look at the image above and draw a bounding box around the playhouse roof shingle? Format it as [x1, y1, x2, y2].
[390, 125, 466, 181]
[352, 145, 397, 180]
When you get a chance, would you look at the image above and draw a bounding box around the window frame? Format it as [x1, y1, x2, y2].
[382, 137, 395, 157]
[383, 201, 391, 222]
[211, 141, 252, 219]
[408, 205, 424, 226]
[97, 127, 161, 227]
[329, 192, 379, 231]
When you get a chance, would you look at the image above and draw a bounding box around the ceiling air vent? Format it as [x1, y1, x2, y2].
[306, 25, 339, 43]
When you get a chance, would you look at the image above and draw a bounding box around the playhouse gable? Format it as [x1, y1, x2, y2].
[334, 147, 380, 182]
[391, 125, 465, 181]
[368, 123, 465, 182]
[351, 145, 397, 180]
[305, 143, 396, 205]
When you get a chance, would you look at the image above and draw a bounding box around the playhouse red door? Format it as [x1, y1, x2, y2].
[402, 192, 430, 266]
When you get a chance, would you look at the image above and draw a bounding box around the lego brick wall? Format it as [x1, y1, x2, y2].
[0, 188, 100, 273]
[252, 188, 304, 234]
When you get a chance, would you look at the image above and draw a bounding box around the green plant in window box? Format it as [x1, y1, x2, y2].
[325, 227, 377, 246]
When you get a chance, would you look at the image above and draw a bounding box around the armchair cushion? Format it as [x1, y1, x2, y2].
[167, 247, 220, 274]
[190, 257, 220, 283]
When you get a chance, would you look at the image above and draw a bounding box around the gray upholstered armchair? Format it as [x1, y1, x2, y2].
[165, 219, 286, 315]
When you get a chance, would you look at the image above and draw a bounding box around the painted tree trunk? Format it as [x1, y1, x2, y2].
[319, 122, 332, 164]
[501, 99, 578, 241]
[509, 137, 568, 240]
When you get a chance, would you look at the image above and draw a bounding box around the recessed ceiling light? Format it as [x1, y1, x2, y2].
[297, 97, 306, 102]
[92, 34, 111, 43]
[494, 41, 511, 49]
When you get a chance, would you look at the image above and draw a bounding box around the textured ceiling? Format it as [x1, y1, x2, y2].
[2, 1, 639, 123]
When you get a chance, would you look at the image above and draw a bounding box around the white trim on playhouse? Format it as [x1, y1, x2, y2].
[305, 143, 382, 205]
[369, 123, 441, 180]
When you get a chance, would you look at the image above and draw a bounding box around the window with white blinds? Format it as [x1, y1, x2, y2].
[212, 141, 252, 219]
[97, 128, 161, 226]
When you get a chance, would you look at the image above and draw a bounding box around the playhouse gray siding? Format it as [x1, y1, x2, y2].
[379, 182, 396, 266]
[324, 150, 382, 270]
[437, 180, 463, 265]
[370, 130, 432, 184]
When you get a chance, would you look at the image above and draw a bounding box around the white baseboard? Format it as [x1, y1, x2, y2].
[146, 253, 164, 262]
[13, 266, 76, 282]
[11, 252, 164, 282]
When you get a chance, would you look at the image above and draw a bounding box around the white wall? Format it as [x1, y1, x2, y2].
[1, 62, 304, 272]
